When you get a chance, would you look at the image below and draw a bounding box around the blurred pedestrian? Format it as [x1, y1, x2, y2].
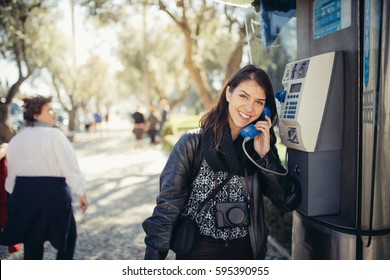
[158, 99, 170, 136]
[132, 106, 145, 148]
[83, 107, 94, 133]
[0, 142, 20, 254]
[93, 110, 103, 132]
[146, 107, 160, 145]
[0, 95, 88, 260]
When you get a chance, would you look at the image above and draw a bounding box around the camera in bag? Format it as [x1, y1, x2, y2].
[215, 202, 250, 228]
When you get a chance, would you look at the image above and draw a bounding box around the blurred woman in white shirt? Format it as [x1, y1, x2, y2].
[0, 95, 88, 259]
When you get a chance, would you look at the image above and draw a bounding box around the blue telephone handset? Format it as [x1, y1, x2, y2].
[240, 105, 271, 140]
[240, 104, 288, 176]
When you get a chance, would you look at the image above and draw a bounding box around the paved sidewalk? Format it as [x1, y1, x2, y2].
[0, 117, 286, 260]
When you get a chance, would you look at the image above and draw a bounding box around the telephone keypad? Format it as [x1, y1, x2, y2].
[282, 94, 301, 119]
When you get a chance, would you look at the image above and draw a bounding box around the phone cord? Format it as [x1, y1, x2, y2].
[242, 138, 289, 176]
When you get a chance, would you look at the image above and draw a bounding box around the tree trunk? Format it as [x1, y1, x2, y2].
[6, 78, 25, 104]
[1, 73, 31, 142]
[68, 105, 78, 132]
[224, 27, 245, 85]
[0, 103, 16, 144]
[225, 41, 244, 82]
[182, 27, 214, 110]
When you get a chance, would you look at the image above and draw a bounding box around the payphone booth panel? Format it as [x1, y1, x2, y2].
[279, 52, 344, 216]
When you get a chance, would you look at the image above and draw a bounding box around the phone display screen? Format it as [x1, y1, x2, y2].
[290, 83, 302, 93]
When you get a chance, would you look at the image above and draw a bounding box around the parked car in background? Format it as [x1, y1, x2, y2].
[52, 102, 74, 141]
[10, 99, 24, 131]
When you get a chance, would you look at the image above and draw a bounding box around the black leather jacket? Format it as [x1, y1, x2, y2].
[142, 131, 301, 259]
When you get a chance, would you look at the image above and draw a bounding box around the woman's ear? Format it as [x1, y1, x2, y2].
[226, 86, 232, 102]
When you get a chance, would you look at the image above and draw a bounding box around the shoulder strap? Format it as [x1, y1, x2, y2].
[190, 134, 203, 183]
[184, 134, 203, 203]
[197, 172, 235, 211]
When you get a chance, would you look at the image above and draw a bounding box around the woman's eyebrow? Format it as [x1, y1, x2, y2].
[239, 90, 266, 101]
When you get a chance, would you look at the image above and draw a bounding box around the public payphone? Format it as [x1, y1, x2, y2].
[277, 52, 344, 216]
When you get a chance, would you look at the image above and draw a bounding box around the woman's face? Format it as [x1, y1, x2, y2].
[34, 102, 57, 127]
[226, 79, 266, 139]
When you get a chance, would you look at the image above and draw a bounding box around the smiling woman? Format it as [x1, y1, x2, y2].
[142, 64, 301, 260]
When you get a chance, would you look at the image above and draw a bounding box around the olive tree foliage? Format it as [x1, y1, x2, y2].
[79, 0, 248, 111]
[0, 1, 116, 136]
[157, 0, 247, 110]
[77, 55, 114, 111]
[46, 42, 113, 132]
[0, 0, 58, 142]
[78, 0, 126, 25]
[116, 4, 193, 109]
